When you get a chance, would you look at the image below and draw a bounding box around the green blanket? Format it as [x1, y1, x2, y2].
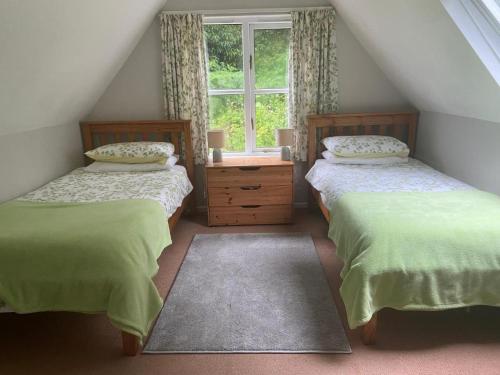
[0, 199, 171, 340]
[329, 190, 500, 329]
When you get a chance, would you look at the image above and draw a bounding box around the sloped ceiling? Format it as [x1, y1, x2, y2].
[164, 0, 331, 11]
[0, 0, 166, 136]
[330, 0, 500, 123]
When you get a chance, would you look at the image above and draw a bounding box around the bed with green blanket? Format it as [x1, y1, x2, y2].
[0, 166, 193, 348]
[0, 200, 170, 340]
[306, 159, 500, 334]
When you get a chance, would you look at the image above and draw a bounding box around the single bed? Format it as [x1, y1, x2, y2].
[0, 120, 195, 355]
[306, 112, 500, 344]
[80, 120, 195, 230]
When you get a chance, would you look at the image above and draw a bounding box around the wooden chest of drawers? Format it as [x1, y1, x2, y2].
[205, 157, 294, 226]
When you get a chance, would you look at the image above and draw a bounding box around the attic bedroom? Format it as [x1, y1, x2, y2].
[0, 0, 499, 374]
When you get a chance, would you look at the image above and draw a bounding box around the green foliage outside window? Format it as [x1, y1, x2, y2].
[205, 24, 290, 152]
[255, 94, 288, 148]
[254, 29, 290, 89]
[208, 95, 245, 152]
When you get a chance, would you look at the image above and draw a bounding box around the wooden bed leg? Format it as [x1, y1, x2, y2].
[122, 332, 140, 356]
[360, 314, 377, 345]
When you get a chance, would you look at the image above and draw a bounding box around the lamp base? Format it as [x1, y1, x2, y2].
[280, 146, 291, 161]
[213, 148, 223, 163]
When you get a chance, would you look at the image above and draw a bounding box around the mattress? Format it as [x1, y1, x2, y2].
[0, 199, 171, 339]
[306, 158, 500, 329]
[330, 189, 500, 328]
[0, 166, 192, 320]
[305, 158, 472, 211]
[18, 165, 193, 218]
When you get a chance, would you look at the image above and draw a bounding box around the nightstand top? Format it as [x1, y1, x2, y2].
[206, 156, 294, 168]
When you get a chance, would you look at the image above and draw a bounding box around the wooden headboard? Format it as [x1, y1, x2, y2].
[79, 120, 194, 185]
[307, 112, 418, 169]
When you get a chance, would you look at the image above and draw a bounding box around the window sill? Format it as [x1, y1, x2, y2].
[221, 151, 280, 158]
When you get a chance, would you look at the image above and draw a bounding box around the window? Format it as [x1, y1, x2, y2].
[441, 0, 500, 85]
[204, 16, 291, 153]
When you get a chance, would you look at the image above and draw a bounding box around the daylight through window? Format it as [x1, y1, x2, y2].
[204, 16, 291, 153]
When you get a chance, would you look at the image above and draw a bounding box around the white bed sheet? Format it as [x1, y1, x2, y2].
[17, 165, 193, 218]
[305, 158, 473, 211]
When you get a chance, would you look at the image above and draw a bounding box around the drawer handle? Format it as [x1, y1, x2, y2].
[240, 185, 261, 191]
[241, 205, 261, 209]
[239, 166, 261, 171]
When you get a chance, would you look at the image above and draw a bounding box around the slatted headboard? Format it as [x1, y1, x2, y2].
[79, 120, 194, 185]
[307, 112, 418, 169]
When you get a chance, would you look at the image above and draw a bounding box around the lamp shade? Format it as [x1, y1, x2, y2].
[276, 128, 294, 146]
[207, 130, 225, 149]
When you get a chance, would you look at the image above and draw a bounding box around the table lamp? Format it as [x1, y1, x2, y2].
[276, 128, 294, 161]
[208, 130, 225, 162]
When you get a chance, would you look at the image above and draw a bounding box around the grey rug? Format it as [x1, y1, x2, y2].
[144, 233, 351, 353]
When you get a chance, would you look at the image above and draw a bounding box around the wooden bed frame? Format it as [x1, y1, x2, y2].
[80, 119, 195, 355]
[306, 112, 418, 344]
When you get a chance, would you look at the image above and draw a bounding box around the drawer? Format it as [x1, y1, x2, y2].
[206, 166, 292, 188]
[208, 205, 293, 226]
[208, 185, 292, 207]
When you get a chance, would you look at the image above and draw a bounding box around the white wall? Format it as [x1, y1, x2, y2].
[0, 0, 167, 136]
[336, 17, 411, 113]
[330, 0, 500, 194]
[89, 3, 411, 121]
[416, 112, 500, 195]
[87, 3, 413, 205]
[330, 0, 500, 123]
[164, 0, 333, 11]
[0, 0, 166, 201]
[0, 123, 84, 202]
[88, 19, 165, 121]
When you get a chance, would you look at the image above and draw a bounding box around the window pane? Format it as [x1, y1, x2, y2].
[204, 24, 244, 89]
[254, 28, 290, 89]
[255, 94, 288, 149]
[209, 95, 245, 152]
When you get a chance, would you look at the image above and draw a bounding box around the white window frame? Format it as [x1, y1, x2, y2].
[204, 15, 292, 155]
[441, 0, 500, 85]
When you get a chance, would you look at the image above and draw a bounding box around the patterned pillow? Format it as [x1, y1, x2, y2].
[322, 136, 409, 158]
[85, 142, 175, 164]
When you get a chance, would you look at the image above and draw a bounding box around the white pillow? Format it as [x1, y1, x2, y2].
[322, 150, 408, 165]
[84, 155, 178, 173]
[322, 135, 409, 158]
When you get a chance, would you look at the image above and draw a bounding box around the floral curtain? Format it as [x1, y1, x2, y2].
[160, 13, 209, 165]
[289, 8, 339, 161]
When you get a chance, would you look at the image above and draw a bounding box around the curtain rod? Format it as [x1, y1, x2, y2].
[160, 6, 333, 16]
